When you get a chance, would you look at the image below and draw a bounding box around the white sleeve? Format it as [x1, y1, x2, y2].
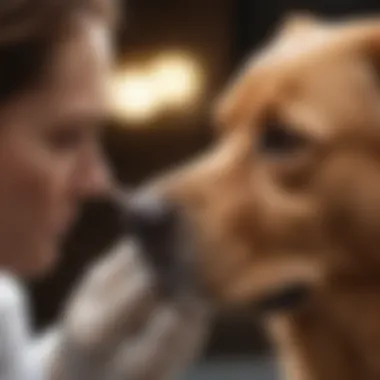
[0, 273, 61, 380]
[0, 272, 34, 380]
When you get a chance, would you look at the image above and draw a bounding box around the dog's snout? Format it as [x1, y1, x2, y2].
[128, 194, 178, 242]
[123, 191, 199, 298]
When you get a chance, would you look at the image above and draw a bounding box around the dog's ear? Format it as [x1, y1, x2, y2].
[362, 24, 380, 70]
[351, 21, 380, 87]
[280, 12, 320, 35]
[338, 19, 380, 55]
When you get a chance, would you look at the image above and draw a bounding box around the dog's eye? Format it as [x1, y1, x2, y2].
[258, 119, 308, 155]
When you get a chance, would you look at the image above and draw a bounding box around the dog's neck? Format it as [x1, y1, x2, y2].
[266, 286, 380, 380]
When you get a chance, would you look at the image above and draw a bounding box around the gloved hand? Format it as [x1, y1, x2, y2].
[49, 239, 211, 380]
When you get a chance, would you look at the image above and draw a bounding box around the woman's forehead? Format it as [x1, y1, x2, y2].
[85, 16, 113, 65]
[51, 17, 111, 85]
[1, 18, 112, 125]
[42, 18, 112, 116]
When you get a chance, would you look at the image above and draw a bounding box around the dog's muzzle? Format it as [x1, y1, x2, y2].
[113, 189, 312, 313]
[115, 190, 200, 300]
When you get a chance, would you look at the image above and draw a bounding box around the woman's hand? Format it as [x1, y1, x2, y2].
[50, 240, 211, 380]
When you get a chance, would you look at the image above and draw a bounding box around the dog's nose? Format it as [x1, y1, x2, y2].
[114, 190, 198, 298]
[128, 194, 178, 242]
[125, 192, 196, 297]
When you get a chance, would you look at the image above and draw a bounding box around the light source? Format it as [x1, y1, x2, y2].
[110, 69, 159, 123]
[109, 51, 204, 124]
[150, 52, 203, 109]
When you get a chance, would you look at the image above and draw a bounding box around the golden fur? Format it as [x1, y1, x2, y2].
[143, 14, 380, 379]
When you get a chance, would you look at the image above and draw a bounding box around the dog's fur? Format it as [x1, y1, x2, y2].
[143, 14, 380, 380]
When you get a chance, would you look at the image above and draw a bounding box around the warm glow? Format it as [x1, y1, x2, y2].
[109, 69, 159, 123]
[150, 53, 203, 108]
[109, 52, 204, 124]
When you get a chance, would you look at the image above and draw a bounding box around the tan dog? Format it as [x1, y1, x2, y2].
[131, 14, 380, 380]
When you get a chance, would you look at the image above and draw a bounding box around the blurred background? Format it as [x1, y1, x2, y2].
[28, 0, 380, 379]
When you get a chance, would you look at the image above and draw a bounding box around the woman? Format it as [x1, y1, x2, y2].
[0, 1, 210, 380]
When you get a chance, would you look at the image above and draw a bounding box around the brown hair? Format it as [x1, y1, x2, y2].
[0, 0, 114, 105]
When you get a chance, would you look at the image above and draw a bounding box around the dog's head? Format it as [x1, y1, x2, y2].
[126, 15, 380, 311]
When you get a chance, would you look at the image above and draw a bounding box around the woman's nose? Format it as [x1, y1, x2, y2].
[76, 151, 113, 199]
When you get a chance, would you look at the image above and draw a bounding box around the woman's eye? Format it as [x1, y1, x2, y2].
[258, 119, 308, 155]
[46, 127, 84, 152]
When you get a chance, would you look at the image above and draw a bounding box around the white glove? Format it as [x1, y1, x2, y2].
[49, 239, 211, 380]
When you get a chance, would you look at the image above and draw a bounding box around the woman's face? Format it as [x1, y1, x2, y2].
[0, 19, 113, 277]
